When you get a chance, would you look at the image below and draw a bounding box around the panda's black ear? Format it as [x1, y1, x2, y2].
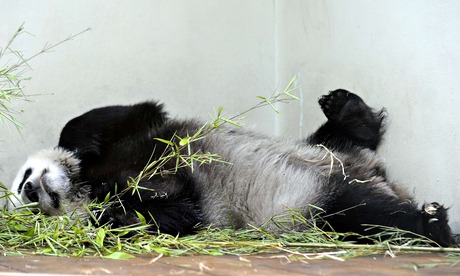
[58, 101, 169, 159]
[130, 101, 169, 130]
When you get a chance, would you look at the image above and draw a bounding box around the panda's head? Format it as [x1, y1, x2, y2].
[7, 148, 89, 217]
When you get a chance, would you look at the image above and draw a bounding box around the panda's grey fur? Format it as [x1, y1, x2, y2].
[187, 122, 394, 229]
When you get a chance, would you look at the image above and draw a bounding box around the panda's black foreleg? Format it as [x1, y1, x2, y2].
[322, 183, 456, 246]
[93, 171, 203, 236]
[307, 89, 386, 151]
[98, 195, 202, 236]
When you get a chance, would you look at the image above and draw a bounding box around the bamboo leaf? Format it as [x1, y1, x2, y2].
[154, 138, 174, 146]
[217, 106, 223, 117]
[220, 117, 242, 127]
[96, 228, 106, 247]
[283, 76, 299, 100]
[135, 211, 147, 226]
[179, 136, 190, 146]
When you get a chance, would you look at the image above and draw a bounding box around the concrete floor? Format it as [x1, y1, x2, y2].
[0, 253, 459, 275]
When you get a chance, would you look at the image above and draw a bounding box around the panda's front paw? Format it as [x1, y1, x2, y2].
[421, 202, 455, 246]
[96, 207, 141, 229]
[319, 89, 359, 121]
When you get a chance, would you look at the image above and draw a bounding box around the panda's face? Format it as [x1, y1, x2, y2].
[7, 148, 85, 216]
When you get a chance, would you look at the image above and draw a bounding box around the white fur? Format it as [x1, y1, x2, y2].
[7, 148, 88, 217]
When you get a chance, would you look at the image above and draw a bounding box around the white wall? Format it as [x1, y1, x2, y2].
[0, 0, 277, 182]
[275, 0, 460, 231]
[1, 1, 459, 232]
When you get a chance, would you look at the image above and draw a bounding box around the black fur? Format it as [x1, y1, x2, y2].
[308, 89, 386, 151]
[52, 91, 456, 246]
[58, 102, 202, 235]
[307, 90, 455, 245]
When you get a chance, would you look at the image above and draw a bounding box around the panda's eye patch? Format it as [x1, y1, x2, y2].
[18, 168, 32, 194]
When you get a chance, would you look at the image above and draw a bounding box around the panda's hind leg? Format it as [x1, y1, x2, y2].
[322, 181, 456, 246]
[421, 202, 457, 246]
[308, 89, 386, 151]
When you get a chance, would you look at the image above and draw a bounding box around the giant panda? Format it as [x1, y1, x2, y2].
[7, 90, 457, 246]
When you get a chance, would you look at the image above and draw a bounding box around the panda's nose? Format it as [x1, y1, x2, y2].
[24, 182, 39, 202]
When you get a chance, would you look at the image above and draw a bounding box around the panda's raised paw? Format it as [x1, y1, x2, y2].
[94, 207, 141, 229]
[319, 89, 361, 121]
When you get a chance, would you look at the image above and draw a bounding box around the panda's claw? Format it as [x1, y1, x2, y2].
[424, 202, 440, 216]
